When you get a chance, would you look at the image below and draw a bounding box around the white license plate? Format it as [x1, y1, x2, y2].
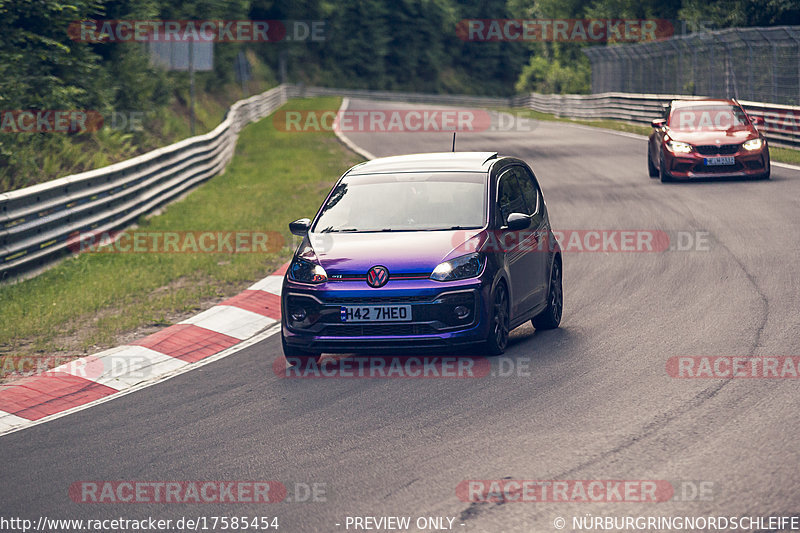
[340, 305, 412, 322]
[705, 156, 735, 166]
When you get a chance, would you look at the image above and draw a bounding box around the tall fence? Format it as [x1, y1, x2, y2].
[584, 26, 800, 106]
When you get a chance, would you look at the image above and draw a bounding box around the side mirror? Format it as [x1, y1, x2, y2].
[651, 118, 666, 129]
[289, 218, 312, 236]
[506, 212, 531, 231]
[751, 115, 764, 126]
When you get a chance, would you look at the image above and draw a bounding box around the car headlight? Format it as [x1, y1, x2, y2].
[289, 257, 328, 284]
[430, 253, 484, 282]
[743, 138, 763, 151]
[666, 140, 693, 153]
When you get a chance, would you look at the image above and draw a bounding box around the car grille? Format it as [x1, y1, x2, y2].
[695, 144, 739, 155]
[287, 290, 479, 334]
[323, 295, 433, 304]
[692, 162, 743, 173]
[322, 324, 436, 336]
[321, 292, 476, 328]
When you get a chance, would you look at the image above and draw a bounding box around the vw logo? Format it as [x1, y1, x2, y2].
[366, 266, 389, 288]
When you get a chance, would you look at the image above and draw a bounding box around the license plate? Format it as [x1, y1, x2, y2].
[340, 305, 412, 322]
[704, 156, 735, 166]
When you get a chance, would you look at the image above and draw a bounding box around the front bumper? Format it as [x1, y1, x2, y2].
[281, 278, 492, 353]
[662, 145, 769, 179]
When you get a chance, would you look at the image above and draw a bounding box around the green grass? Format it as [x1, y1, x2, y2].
[770, 146, 800, 166]
[499, 107, 800, 165]
[0, 96, 361, 378]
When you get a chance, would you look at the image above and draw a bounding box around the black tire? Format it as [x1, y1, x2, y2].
[532, 257, 563, 330]
[762, 153, 771, 179]
[647, 145, 659, 178]
[659, 155, 673, 183]
[281, 331, 321, 365]
[484, 282, 510, 356]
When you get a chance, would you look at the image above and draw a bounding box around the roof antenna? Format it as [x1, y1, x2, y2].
[452, 131, 456, 152]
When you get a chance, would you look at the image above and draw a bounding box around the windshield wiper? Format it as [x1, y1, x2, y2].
[327, 226, 479, 233]
[321, 227, 359, 233]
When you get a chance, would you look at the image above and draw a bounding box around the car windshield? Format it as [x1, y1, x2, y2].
[313, 172, 487, 232]
[669, 104, 750, 131]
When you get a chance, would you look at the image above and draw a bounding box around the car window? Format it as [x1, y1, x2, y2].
[668, 104, 750, 131]
[496, 171, 526, 226]
[313, 172, 487, 232]
[514, 167, 540, 217]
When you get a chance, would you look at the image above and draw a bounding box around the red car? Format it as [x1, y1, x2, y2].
[648, 99, 770, 182]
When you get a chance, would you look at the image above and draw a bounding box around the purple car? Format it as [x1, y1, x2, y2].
[281, 152, 562, 362]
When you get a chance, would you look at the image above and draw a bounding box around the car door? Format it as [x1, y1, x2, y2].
[515, 166, 548, 311]
[496, 168, 539, 319]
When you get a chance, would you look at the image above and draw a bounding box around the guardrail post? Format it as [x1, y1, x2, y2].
[772, 40, 779, 104]
[788, 28, 800, 105]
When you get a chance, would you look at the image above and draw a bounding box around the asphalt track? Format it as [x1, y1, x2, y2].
[1, 98, 799, 532]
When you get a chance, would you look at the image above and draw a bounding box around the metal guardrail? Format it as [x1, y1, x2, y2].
[3, 83, 798, 279]
[0, 84, 300, 280]
[511, 92, 682, 121]
[510, 92, 800, 149]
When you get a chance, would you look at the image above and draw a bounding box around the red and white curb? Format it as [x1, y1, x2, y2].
[0, 98, 380, 438]
[0, 264, 288, 437]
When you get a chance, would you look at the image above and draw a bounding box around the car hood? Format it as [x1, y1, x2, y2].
[666, 128, 757, 145]
[307, 230, 482, 274]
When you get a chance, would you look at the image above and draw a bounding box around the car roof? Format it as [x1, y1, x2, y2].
[670, 98, 738, 109]
[346, 152, 499, 175]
